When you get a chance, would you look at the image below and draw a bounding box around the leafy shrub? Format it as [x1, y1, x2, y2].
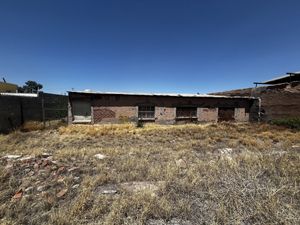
[270, 118, 300, 130]
[136, 120, 144, 128]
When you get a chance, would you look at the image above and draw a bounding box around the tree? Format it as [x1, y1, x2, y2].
[18, 80, 43, 93]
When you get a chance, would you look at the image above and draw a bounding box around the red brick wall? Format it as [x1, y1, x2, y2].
[93, 106, 137, 123]
[93, 108, 116, 123]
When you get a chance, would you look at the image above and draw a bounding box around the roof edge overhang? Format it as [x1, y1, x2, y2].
[68, 90, 257, 100]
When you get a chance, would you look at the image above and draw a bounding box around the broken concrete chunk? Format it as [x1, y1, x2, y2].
[94, 154, 107, 160]
[74, 176, 80, 181]
[101, 189, 117, 194]
[41, 152, 52, 158]
[219, 148, 233, 154]
[96, 184, 118, 195]
[121, 181, 165, 193]
[175, 159, 187, 168]
[72, 184, 80, 189]
[3, 155, 21, 160]
[18, 156, 35, 162]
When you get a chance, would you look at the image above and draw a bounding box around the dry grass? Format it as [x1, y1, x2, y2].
[0, 122, 299, 224]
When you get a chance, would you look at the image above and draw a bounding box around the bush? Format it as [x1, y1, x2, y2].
[136, 120, 144, 128]
[270, 118, 300, 130]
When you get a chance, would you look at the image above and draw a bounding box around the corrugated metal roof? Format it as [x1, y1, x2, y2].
[68, 90, 256, 99]
[259, 71, 300, 84]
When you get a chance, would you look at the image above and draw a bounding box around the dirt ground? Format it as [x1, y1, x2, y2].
[0, 122, 299, 225]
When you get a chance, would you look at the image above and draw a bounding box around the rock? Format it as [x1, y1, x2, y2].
[3, 155, 21, 160]
[219, 148, 233, 154]
[72, 184, 80, 189]
[25, 186, 34, 193]
[41, 160, 50, 167]
[147, 219, 192, 225]
[57, 167, 65, 175]
[56, 188, 68, 198]
[42, 152, 52, 158]
[28, 171, 35, 176]
[18, 156, 35, 162]
[74, 176, 80, 181]
[101, 189, 117, 194]
[147, 219, 165, 225]
[121, 181, 165, 193]
[47, 195, 55, 204]
[68, 167, 79, 172]
[94, 154, 106, 160]
[33, 163, 39, 170]
[175, 159, 187, 168]
[96, 184, 118, 194]
[168, 218, 193, 225]
[37, 185, 47, 192]
[57, 176, 65, 183]
[5, 163, 13, 170]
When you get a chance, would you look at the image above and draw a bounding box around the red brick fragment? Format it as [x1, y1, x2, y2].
[12, 189, 23, 200]
[57, 166, 65, 175]
[56, 188, 68, 198]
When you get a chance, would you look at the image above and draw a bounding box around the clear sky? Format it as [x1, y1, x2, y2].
[0, 0, 300, 94]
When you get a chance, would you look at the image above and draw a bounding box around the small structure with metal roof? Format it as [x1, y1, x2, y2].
[254, 71, 300, 86]
[68, 90, 259, 124]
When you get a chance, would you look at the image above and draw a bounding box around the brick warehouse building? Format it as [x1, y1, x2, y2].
[68, 91, 259, 124]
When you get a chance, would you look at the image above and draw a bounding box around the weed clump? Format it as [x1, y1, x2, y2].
[136, 120, 144, 128]
[271, 117, 300, 130]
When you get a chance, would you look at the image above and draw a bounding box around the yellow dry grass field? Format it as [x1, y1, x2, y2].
[0, 122, 299, 225]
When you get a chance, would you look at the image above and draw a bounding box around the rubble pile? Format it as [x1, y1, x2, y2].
[1, 153, 82, 204]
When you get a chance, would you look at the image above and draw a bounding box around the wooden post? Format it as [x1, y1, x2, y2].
[41, 93, 45, 127]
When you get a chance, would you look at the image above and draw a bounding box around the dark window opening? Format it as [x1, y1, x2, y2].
[176, 107, 197, 118]
[218, 107, 235, 121]
[138, 106, 155, 119]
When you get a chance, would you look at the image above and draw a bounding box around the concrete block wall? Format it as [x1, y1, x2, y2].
[0, 93, 67, 133]
[0, 96, 22, 133]
[155, 107, 176, 124]
[197, 108, 218, 122]
[234, 108, 249, 122]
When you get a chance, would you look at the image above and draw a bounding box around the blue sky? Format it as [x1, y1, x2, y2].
[0, 0, 300, 94]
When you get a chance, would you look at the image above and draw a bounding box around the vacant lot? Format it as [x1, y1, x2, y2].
[0, 123, 299, 225]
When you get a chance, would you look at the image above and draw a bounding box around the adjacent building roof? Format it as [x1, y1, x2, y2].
[255, 71, 300, 85]
[0, 81, 18, 92]
[68, 90, 256, 99]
